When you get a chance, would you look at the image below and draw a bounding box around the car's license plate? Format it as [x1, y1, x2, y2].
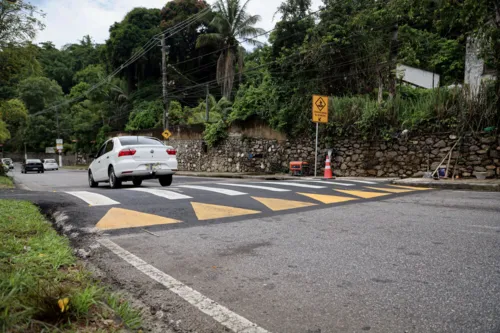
[33, 168, 38, 170]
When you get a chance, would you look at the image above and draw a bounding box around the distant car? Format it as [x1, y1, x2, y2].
[21, 159, 44, 174]
[88, 136, 178, 188]
[1, 158, 14, 170]
[43, 159, 59, 171]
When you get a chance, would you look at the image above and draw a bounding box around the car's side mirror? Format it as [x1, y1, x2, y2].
[89, 154, 95, 159]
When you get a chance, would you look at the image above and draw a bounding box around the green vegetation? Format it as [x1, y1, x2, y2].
[0, 176, 13, 188]
[0, 200, 143, 332]
[0, 0, 498, 151]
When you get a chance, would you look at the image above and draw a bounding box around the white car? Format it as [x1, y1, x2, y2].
[88, 136, 178, 188]
[43, 159, 59, 171]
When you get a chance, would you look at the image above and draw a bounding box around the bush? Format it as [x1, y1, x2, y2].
[203, 120, 228, 147]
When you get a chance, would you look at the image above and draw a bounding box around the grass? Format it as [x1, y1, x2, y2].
[0, 175, 14, 189]
[61, 165, 88, 170]
[0, 200, 143, 332]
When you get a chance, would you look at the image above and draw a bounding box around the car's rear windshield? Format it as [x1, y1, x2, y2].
[27, 159, 42, 164]
[119, 137, 163, 146]
[45, 159, 56, 163]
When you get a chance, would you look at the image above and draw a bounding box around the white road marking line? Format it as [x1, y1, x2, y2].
[298, 180, 355, 186]
[177, 185, 247, 196]
[469, 225, 500, 230]
[259, 181, 326, 189]
[99, 239, 270, 333]
[66, 191, 120, 206]
[217, 183, 291, 192]
[126, 188, 192, 200]
[340, 179, 378, 184]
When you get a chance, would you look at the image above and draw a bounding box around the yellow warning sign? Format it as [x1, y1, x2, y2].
[312, 95, 328, 123]
[162, 129, 172, 140]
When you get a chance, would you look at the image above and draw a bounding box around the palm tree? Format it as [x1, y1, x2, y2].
[196, 0, 264, 99]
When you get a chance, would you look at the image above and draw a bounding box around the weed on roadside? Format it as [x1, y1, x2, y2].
[0, 200, 143, 332]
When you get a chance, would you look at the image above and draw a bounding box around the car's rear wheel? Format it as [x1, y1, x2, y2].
[159, 175, 173, 187]
[132, 179, 142, 187]
[88, 170, 98, 188]
[109, 166, 121, 189]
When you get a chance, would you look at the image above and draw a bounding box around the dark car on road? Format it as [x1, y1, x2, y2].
[21, 159, 44, 174]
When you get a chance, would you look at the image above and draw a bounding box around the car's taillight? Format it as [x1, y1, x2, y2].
[118, 148, 136, 157]
[167, 149, 177, 155]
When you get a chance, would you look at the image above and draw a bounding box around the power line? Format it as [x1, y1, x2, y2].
[30, 8, 211, 118]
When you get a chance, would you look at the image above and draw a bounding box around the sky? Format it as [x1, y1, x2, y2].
[33, 0, 323, 48]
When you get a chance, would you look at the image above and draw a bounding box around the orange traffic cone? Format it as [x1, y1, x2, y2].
[324, 155, 333, 179]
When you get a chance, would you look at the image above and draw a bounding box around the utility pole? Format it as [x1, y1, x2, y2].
[205, 84, 209, 122]
[56, 107, 63, 167]
[161, 34, 169, 131]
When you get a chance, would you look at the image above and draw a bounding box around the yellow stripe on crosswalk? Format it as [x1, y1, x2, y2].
[364, 186, 414, 193]
[191, 202, 260, 220]
[388, 185, 432, 190]
[96, 208, 181, 230]
[298, 193, 357, 204]
[252, 197, 316, 211]
[334, 189, 390, 199]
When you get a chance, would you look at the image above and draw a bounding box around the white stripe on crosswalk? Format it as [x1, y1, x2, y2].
[260, 181, 326, 189]
[66, 191, 119, 206]
[217, 183, 291, 192]
[127, 188, 192, 200]
[299, 180, 355, 186]
[341, 179, 378, 184]
[177, 185, 247, 196]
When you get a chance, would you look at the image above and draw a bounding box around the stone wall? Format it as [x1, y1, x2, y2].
[109, 121, 500, 178]
[3, 152, 89, 166]
[169, 132, 500, 178]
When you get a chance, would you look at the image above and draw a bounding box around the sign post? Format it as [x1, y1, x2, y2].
[312, 95, 329, 177]
[56, 139, 63, 167]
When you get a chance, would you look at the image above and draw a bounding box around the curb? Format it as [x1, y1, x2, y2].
[391, 180, 500, 192]
[175, 172, 298, 180]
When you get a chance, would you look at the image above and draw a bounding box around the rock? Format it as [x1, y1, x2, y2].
[353, 144, 360, 148]
[497, 167, 500, 176]
[386, 151, 398, 159]
[351, 154, 359, 162]
[425, 138, 434, 145]
[380, 144, 387, 150]
[340, 163, 347, 170]
[480, 136, 496, 144]
[469, 145, 480, 151]
[462, 172, 471, 177]
[434, 140, 446, 148]
[474, 166, 486, 172]
[486, 165, 496, 170]
[375, 151, 384, 158]
[399, 146, 408, 151]
[367, 169, 377, 176]
[431, 162, 440, 170]
[377, 170, 385, 177]
[490, 150, 499, 158]
[477, 150, 488, 154]
[412, 171, 425, 177]
[486, 170, 496, 178]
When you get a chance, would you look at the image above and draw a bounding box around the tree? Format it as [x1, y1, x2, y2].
[0, 98, 28, 131]
[196, 0, 265, 99]
[104, 8, 162, 92]
[0, 0, 45, 47]
[18, 76, 64, 113]
[0, 42, 41, 99]
[0, 120, 10, 143]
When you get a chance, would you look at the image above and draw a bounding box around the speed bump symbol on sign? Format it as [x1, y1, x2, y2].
[162, 129, 172, 140]
[312, 95, 328, 123]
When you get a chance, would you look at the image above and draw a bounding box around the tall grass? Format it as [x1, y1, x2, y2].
[327, 83, 498, 138]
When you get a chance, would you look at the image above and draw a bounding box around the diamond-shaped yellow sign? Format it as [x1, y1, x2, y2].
[312, 95, 328, 123]
[162, 129, 172, 140]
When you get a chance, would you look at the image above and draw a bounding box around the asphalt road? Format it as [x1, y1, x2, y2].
[3, 166, 500, 333]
